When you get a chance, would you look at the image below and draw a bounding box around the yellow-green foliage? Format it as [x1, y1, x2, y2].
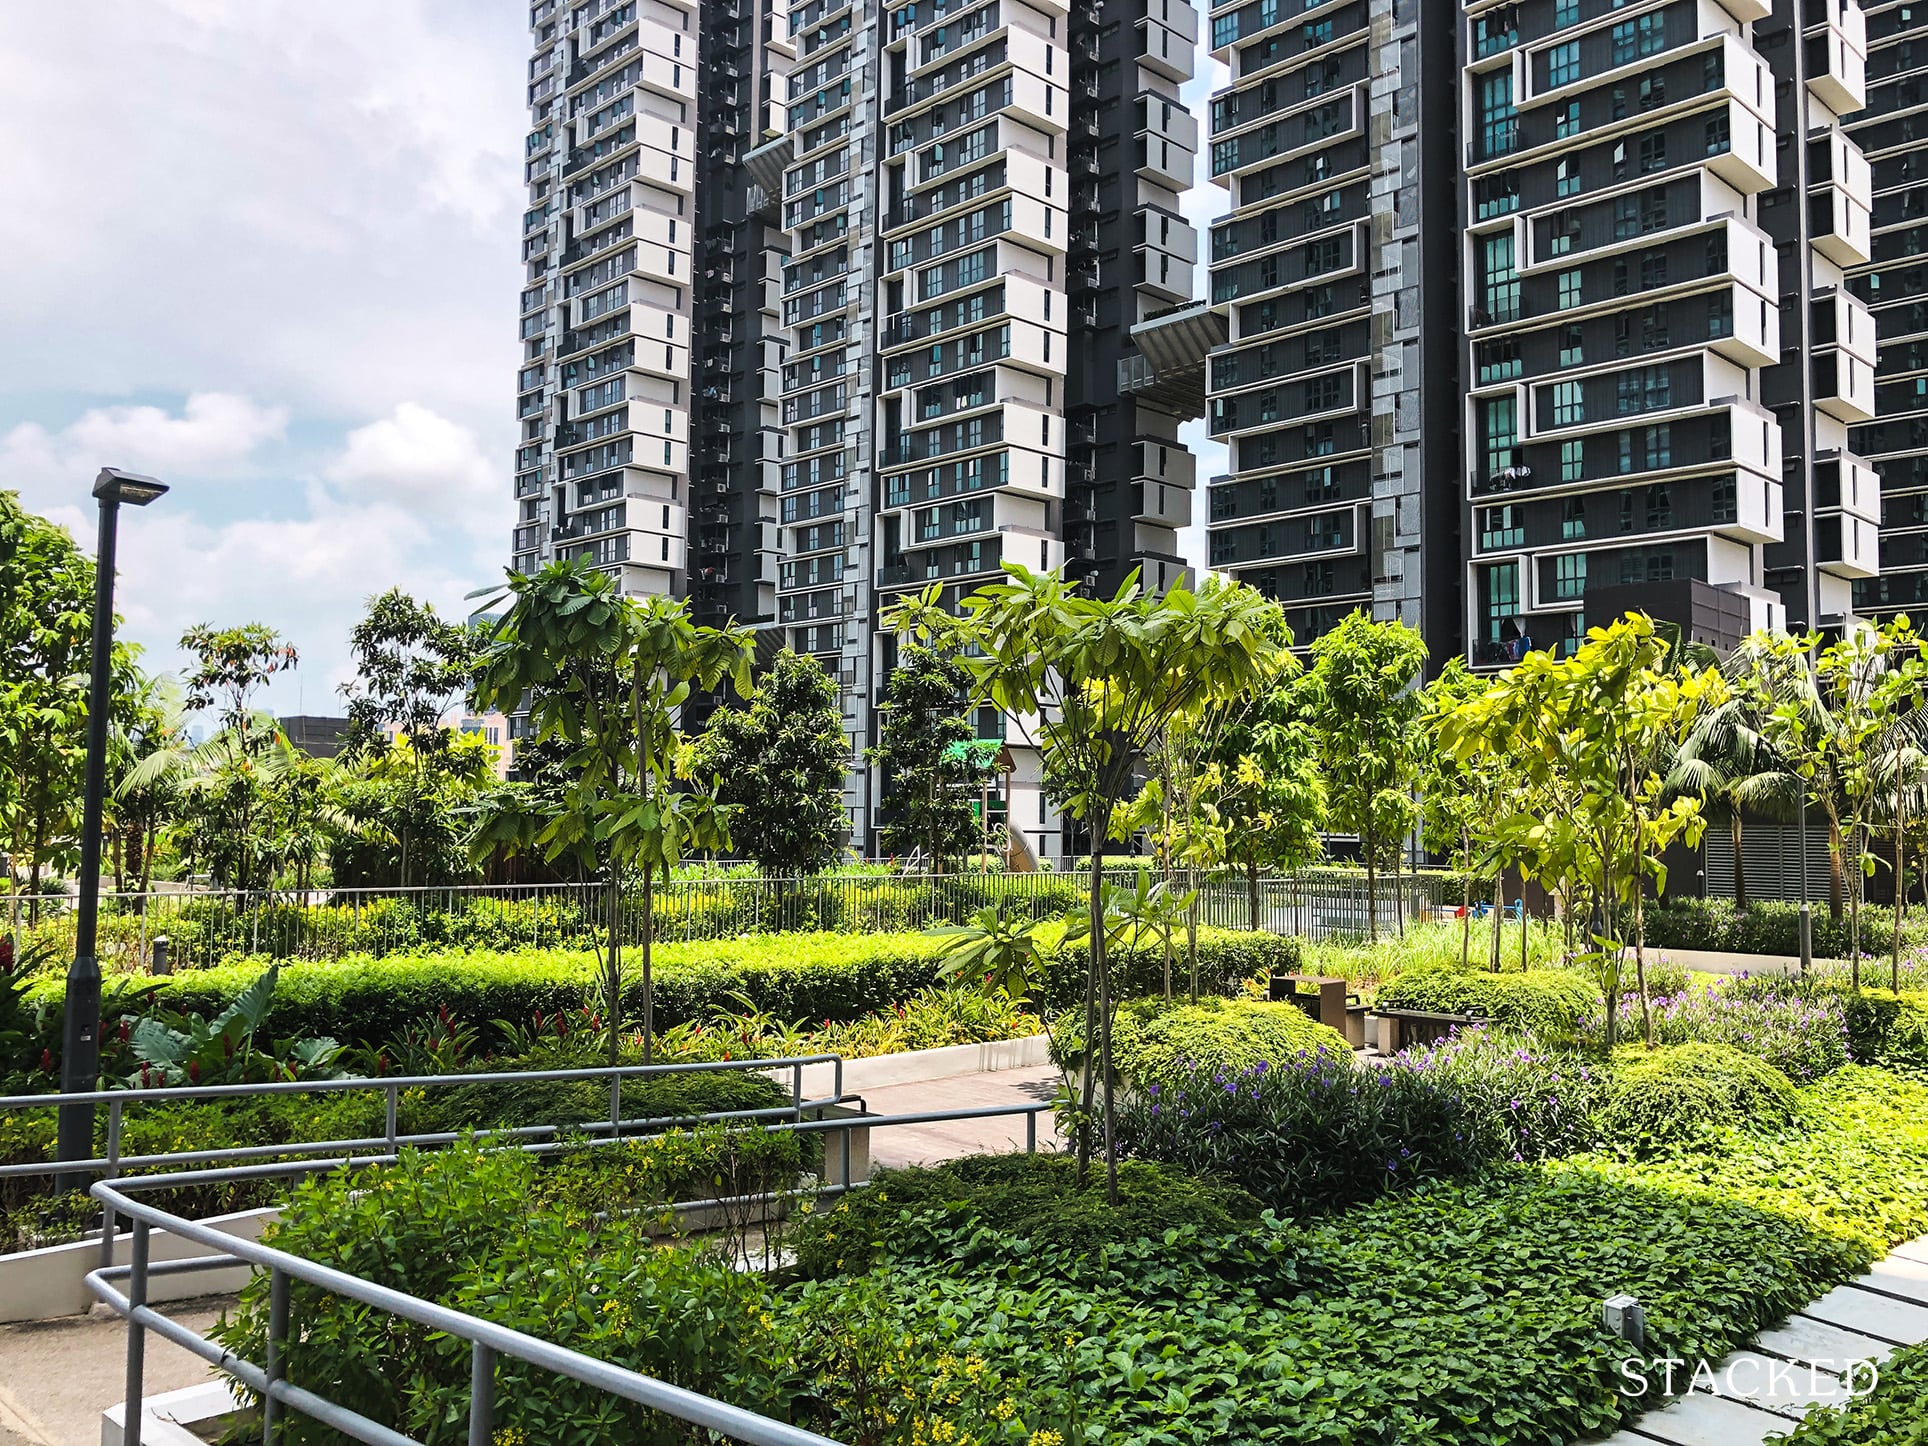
[1056, 995, 1350, 1084]
[1601, 1042, 1799, 1152]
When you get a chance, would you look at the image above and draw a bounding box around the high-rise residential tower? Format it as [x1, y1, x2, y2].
[1200, 0, 1464, 659]
[1459, 0, 1874, 664]
[513, 0, 790, 625]
[1846, 2, 1928, 616]
[764, 0, 1208, 862]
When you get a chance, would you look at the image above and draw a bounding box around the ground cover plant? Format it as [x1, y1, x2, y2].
[206, 1063, 1928, 1446]
[1766, 1337, 1928, 1446]
[1371, 963, 1600, 1040]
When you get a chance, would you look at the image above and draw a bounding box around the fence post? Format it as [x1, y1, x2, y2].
[99, 1099, 124, 1270]
[611, 1071, 623, 1136]
[384, 1085, 399, 1155]
[123, 1220, 150, 1446]
[262, 1267, 289, 1443]
[1025, 1108, 1036, 1154]
[468, 1342, 496, 1446]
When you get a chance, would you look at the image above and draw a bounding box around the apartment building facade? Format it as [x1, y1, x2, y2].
[1200, 0, 1465, 658]
[761, 0, 1207, 861]
[1846, 1, 1928, 616]
[1460, 0, 1876, 662]
[513, 0, 790, 626]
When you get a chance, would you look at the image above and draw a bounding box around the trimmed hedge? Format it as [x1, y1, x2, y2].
[1054, 996, 1348, 1084]
[1643, 898, 1928, 960]
[1601, 1042, 1799, 1152]
[19, 928, 1297, 1057]
[1371, 966, 1600, 1040]
[1835, 987, 1928, 1073]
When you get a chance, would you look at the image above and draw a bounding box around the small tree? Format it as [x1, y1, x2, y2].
[339, 588, 482, 761]
[865, 642, 982, 869]
[1307, 612, 1427, 942]
[1418, 659, 1512, 968]
[688, 649, 850, 877]
[471, 561, 753, 1064]
[1666, 681, 1801, 911]
[895, 567, 1289, 1200]
[1443, 615, 1719, 1047]
[0, 492, 98, 917]
[176, 623, 301, 894]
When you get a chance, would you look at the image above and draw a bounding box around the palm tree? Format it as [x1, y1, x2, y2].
[1667, 690, 1801, 910]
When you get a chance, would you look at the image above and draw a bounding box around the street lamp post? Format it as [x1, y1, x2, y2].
[55, 468, 168, 1188]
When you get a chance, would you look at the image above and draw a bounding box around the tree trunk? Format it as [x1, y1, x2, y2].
[1601, 846, 1618, 1051]
[1460, 828, 1473, 970]
[1246, 855, 1260, 932]
[605, 870, 623, 1068]
[1365, 822, 1379, 944]
[1635, 873, 1653, 1048]
[1185, 861, 1200, 1004]
[1829, 815, 1845, 923]
[1731, 809, 1748, 911]
[1894, 800, 1907, 995]
[1075, 821, 1104, 1187]
[1393, 841, 1406, 939]
[1489, 881, 1504, 973]
[642, 859, 655, 1065]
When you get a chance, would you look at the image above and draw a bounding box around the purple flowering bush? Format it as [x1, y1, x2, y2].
[1114, 1026, 1603, 1213]
[1583, 981, 1850, 1084]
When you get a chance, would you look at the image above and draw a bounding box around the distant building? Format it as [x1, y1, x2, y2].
[277, 716, 353, 759]
[380, 710, 516, 780]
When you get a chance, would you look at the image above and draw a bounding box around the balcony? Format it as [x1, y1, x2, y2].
[1816, 451, 1882, 525]
[1818, 511, 1880, 580]
[1805, 7, 1869, 115]
[1814, 348, 1877, 425]
[1131, 479, 1193, 528]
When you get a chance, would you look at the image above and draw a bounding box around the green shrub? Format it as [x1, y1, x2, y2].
[1834, 988, 1928, 1073]
[16, 928, 1290, 1063]
[790, 1153, 1262, 1278]
[399, 1066, 795, 1138]
[1600, 1043, 1800, 1153]
[1372, 965, 1599, 1040]
[1052, 996, 1347, 1084]
[1766, 1337, 1928, 1446]
[1643, 898, 1928, 961]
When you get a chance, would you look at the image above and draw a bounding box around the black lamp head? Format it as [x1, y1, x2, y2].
[93, 467, 170, 506]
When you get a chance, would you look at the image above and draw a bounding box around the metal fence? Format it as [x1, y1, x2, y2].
[48, 1060, 1053, 1446]
[2, 867, 1471, 970]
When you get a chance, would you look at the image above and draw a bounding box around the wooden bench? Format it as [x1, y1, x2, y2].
[1269, 972, 1367, 1048]
[1370, 1007, 1481, 1054]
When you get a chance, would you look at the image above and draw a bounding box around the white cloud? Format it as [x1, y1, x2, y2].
[325, 402, 503, 540]
[0, 2, 526, 433]
[0, 393, 289, 492]
[14, 394, 507, 718]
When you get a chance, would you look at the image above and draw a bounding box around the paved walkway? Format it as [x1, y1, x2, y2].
[1601, 1237, 1928, 1446]
[853, 1062, 1062, 1168]
[0, 1299, 228, 1446]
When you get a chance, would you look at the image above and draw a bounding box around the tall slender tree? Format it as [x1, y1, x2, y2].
[865, 642, 982, 869]
[894, 566, 1289, 1200]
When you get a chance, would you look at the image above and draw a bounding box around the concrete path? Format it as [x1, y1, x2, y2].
[0, 1299, 228, 1446]
[1597, 1237, 1928, 1445]
[851, 1062, 1064, 1168]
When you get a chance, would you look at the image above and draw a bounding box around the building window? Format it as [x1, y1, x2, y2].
[1547, 41, 1580, 87]
[1476, 171, 1521, 218]
[1483, 561, 1521, 639]
[1554, 0, 1580, 27]
[1548, 210, 1580, 256]
[1611, 13, 1665, 66]
[1481, 394, 1518, 475]
[1554, 551, 1587, 599]
[1481, 504, 1525, 549]
[1645, 484, 1672, 530]
[1557, 269, 1583, 309]
[1483, 231, 1520, 321]
[1551, 379, 1585, 425]
[1562, 492, 1586, 536]
[1478, 339, 1522, 383]
[1480, 71, 1518, 158]
[1559, 324, 1584, 367]
[1639, 132, 1667, 174]
[1706, 111, 1731, 156]
[1555, 101, 1580, 139]
[1711, 475, 1738, 525]
[1556, 157, 1580, 198]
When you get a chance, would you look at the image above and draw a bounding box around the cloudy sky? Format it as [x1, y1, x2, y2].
[0, 1, 1227, 716]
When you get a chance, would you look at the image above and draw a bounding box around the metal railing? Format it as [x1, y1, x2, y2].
[84, 1095, 1055, 1446]
[2, 867, 1479, 969]
[0, 1055, 846, 1262]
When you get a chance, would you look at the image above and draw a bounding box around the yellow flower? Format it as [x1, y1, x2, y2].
[1027, 1432, 1064, 1446]
[993, 1399, 1016, 1420]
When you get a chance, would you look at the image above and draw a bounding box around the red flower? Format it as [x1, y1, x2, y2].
[0, 936, 14, 974]
[187, 1060, 202, 1083]
[39, 1048, 54, 1073]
